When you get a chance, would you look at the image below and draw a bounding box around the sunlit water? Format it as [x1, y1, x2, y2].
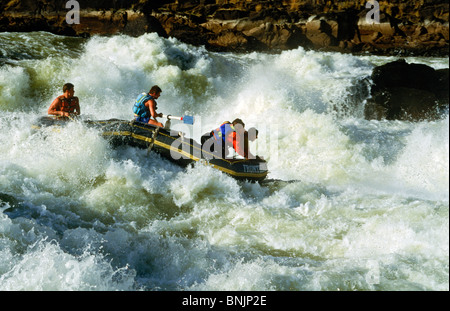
[0, 32, 448, 290]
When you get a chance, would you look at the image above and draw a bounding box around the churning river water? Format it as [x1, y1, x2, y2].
[0, 31, 448, 291]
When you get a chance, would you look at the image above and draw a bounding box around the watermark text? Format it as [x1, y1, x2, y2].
[366, 0, 380, 24]
[66, 0, 80, 24]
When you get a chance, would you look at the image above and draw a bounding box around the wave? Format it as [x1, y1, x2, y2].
[0, 32, 448, 291]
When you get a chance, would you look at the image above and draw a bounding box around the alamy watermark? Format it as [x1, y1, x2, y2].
[66, 0, 80, 25]
[166, 117, 276, 163]
[366, 0, 380, 24]
[63, 1, 380, 26]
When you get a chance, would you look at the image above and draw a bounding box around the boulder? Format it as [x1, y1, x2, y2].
[365, 59, 449, 121]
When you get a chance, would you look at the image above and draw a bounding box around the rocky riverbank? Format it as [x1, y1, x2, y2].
[1, 0, 449, 56]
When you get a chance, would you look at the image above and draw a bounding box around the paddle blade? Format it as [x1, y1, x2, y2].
[181, 115, 194, 124]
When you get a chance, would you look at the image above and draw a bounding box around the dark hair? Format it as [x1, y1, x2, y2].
[63, 83, 74, 92]
[232, 118, 245, 128]
[149, 85, 162, 94]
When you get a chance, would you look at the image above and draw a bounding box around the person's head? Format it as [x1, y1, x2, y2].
[232, 118, 245, 128]
[63, 83, 75, 97]
[149, 85, 162, 98]
[247, 127, 258, 141]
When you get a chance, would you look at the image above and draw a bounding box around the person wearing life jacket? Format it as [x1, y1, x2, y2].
[47, 83, 80, 118]
[207, 118, 258, 159]
[133, 85, 163, 127]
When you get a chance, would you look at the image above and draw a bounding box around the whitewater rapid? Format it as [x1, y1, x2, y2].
[0, 32, 448, 291]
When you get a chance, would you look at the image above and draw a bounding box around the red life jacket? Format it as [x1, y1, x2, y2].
[60, 97, 78, 113]
[213, 122, 245, 157]
[213, 121, 233, 142]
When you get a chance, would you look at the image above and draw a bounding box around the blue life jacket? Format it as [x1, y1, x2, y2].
[133, 93, 153, 118]
[213, 122, 234, 143]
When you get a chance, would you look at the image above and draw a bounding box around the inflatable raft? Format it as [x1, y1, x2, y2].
[33, 116, 268, 182]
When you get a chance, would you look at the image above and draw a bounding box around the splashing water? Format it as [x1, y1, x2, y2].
[0, 32, 448, 291]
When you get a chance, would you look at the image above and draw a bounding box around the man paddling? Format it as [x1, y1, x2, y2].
[47, 83, 80, 118]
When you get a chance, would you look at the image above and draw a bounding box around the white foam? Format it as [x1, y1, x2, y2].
[0, 32, 448, 291]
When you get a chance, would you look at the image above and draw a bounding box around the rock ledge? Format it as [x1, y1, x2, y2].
[1, 0, 448, 56]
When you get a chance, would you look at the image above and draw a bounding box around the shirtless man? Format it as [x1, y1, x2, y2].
[47, 83, 80, 117]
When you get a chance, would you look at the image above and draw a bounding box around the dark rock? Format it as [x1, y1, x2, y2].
[213, 9, 249, 20]
[0, 1, 448, 56]
[435, 69, 450, 108]
[365, 59, 449, 121]
[123, 13, 168, 38]
[371, 59, 437, 92]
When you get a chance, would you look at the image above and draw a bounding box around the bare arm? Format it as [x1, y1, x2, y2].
[48, 96, 65, 116]
[147, 99, 162, 119]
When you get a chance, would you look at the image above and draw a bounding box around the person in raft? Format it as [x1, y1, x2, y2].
[133, 85, 164, 127]
[202, 118, 258, 159]
[47, 83, 80, 118]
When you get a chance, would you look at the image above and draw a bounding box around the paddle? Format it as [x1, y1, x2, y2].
[162, 114, 194, 125]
